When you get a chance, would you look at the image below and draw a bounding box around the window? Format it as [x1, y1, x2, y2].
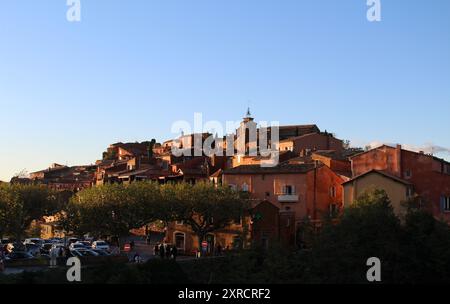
[442, 197, 450, 212]
[265, 192, 271, 198]
[241, 183, 249, 192]
[229, 184, 237, 191]
[176, 220, 184, 225]
[329, 186, 336, 198]
[283, 185, 295, 195]
[405, 170, 412, 178]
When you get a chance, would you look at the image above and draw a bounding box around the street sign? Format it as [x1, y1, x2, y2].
[124, 244, 131, 252]
[202, 241, 208, 249]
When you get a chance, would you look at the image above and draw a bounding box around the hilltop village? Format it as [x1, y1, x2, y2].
[8, 111, 450, 253]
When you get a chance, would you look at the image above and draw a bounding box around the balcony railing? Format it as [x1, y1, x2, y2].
[277, 194, 299, 203]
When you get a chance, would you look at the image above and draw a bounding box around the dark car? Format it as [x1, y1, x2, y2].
[40, 243, 53, 255]
[92, 249, 111, 256]
[25, 243, 41, 256]
[6, 251, 35, 261]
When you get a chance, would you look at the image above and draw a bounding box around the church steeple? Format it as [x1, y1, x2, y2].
[243, 107, 254, 122]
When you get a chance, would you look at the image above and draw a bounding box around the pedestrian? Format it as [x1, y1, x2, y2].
[0, 249, 5, 273]
[217, 244, 223, 256]
[171, 245, 178, 261]
[133, 253, 142, 264]
[165, 244, 171, 259]
[146, 235, 151, 245]
[154, 244, 160, 256]
[159, 243, 165, 259]
[130, 240, 135, 251]
[59, 246, 64, 258]
[49, 246, 58, 268]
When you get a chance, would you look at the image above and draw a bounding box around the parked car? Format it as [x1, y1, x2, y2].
[24, 238, 44, 247]
[6, 242, 26, 253]
[69, 242, 89, 251]
[41, 243, 54, 255]
[78, 241, 92, 248]
[6, 251, 35, 261]
[66, 238, 79, 246]
[51, 243, 66, 251]
[25, 243, 41, 256]
[92, 241, 110, 252]
[70, 249, 100, 257]
[92, 249, 111, 256]
[1, 239, 11, 245]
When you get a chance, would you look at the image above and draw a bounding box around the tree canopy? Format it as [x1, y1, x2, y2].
[0, 183, 58, 240]
[64, 182, 248, 248]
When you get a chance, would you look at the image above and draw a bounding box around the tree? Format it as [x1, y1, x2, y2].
[305, 189, 402, 283]
[65, 182, 161, 247]
[167, 182, 248, 252]
[0, 194, 7, 239]
[0, 183, 58, 240]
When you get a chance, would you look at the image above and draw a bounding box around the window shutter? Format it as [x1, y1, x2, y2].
[292, 186, 296, 195]
[440, 196, 446, 212]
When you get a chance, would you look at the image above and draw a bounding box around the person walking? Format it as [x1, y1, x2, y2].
[159, 243, 165, 259]
[58, 246, 64, 258]
[217, 244, 223, 256]
[133, 252, 142, 264]
[165, 244, 171, 259]
[49, 246, 58, 268]
[171, 245, 178, 261]
[154, 244, 160, 256]
[0, 248, 5, 273]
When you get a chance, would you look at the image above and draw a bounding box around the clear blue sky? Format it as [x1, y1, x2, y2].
[1, 0, 449, 181]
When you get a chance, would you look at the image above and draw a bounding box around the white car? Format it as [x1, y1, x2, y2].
[91, 241, 110, 252]
[24, 238, 44, 247]
[69, 242, 89, 251]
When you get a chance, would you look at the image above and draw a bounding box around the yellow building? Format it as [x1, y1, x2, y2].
[343, 169, 414, 216]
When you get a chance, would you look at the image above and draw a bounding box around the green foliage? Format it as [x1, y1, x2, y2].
[183, 189, 450, 284]
[163, 182, 248, 248]
[65, 182, 161, 237]
[64, 182, 248, 246]
[0, 183, 58, 239]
